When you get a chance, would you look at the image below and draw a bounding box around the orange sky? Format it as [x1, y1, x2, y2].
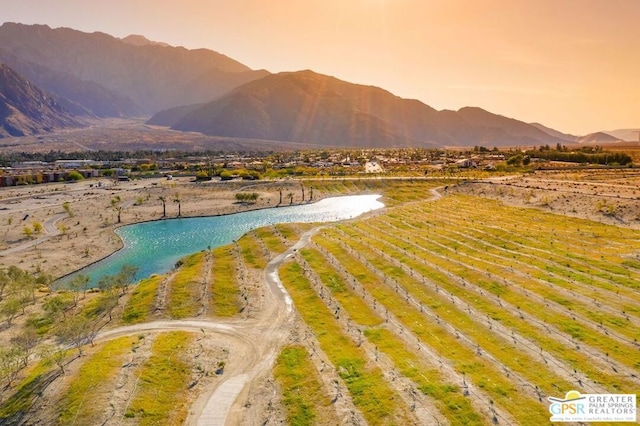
[4, 0, 640, 134]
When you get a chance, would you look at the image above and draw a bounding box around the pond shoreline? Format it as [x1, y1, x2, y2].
[56, 194, 384, 287]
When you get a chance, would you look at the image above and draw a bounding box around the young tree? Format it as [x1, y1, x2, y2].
[32, 222, 44, 235]
[39, 344, 68, 374]
[158, 195, 167, 218]
[0, 297, 22, 326]
[173, 193, 181, 217]
[111, 195, 123, 223]
[116, 264, 139, 295]
[0, 270, 9, 301]
[0, 346, 23, 388]
[62, 201, 73, 217]
[68, 274, 91, 303]
[287, 192, 294, 205]
[11, 327, 40, 368]
[23, 226, 33, 239]
[55, 315, 95, 356]
[42, 295, 73, 320]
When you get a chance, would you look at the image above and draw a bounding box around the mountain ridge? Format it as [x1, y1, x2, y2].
[0, 22, 268, 116]
[152, 70, 569, 148]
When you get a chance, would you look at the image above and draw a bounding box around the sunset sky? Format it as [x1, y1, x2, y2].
[3, 0, 639, 135]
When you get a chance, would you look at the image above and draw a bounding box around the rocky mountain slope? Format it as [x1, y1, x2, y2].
[0, 63, 79, 137]
[0, 22, 268, 116]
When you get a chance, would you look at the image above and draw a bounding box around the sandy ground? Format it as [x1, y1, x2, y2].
[451, 169, 640, 229]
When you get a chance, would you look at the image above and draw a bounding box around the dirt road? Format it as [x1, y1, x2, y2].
[94, 227, 318, 425]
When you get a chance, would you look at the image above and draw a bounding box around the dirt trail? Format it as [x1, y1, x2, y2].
[93, 228, 318, 425]
[0, 212, 66, 256]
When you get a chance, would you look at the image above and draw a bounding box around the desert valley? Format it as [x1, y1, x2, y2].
[1, 9, 639, 426]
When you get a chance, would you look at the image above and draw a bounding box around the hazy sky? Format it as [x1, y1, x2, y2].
[3, 0, 639, 134]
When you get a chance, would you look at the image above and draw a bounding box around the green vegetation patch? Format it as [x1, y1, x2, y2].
[122, 275, 161, 324]
[300, 247, 381, 327]
[57, 336, 138, 425]
[0, 359, 59, 421]
[126, 331, 193, 425]
[210, 245, 241, 317]
[274, 345, 338, 425]
[255, 226, 287, 253]
[169, 252, 205, 319]
[237, 232, 267, 269]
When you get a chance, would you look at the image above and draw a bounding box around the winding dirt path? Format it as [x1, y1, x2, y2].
[0, 212, 66, 256]
[93, 227, 318, 425]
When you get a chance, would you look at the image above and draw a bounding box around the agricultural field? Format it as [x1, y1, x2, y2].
[0, 177, 639, 424]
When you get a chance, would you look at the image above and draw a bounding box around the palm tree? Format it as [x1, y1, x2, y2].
[173, 193, 181, 217]
[111, 196, 122, 223]
[158, 196, 166, 217]
[287, 192, 294, 205]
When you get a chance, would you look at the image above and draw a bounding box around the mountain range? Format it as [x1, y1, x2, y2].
[0, 22, 635, 148]
[149, 70, 571, 148]
[0, 22, 268, 117]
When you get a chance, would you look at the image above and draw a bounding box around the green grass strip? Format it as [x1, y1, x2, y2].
[300, 247, 381, 327]
[237, 232, 267, 269]
[0, 358, 58, 421]
[210, 245, 241, 317]
[122, 275, 161, 324]
[57, 336, 137, 425]
[274, 345, 339, 425]
[169, 252, 205, 319]
[255, 226, 287, 253]
[126, 331, 193, 425]
[280, 261, 411, 425]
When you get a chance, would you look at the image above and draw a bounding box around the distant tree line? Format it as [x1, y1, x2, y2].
[527, 149, 632, 165]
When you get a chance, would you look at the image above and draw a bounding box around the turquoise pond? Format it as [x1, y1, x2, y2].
[64, 194, 384, 286]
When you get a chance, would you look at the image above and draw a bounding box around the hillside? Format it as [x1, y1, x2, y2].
[529, 122, 577, 142]
[0, 22, 268, 116]
[605, 128, 640, 142]
[153, 70, 567, 148]
[576, 131, 620, 144]
[0, 63, 79, 137]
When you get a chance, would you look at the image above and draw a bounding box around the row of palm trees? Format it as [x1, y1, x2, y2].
[114, 184, 314, 223]
[279, 184, 313, 205]
[158, 194, 180, 218]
